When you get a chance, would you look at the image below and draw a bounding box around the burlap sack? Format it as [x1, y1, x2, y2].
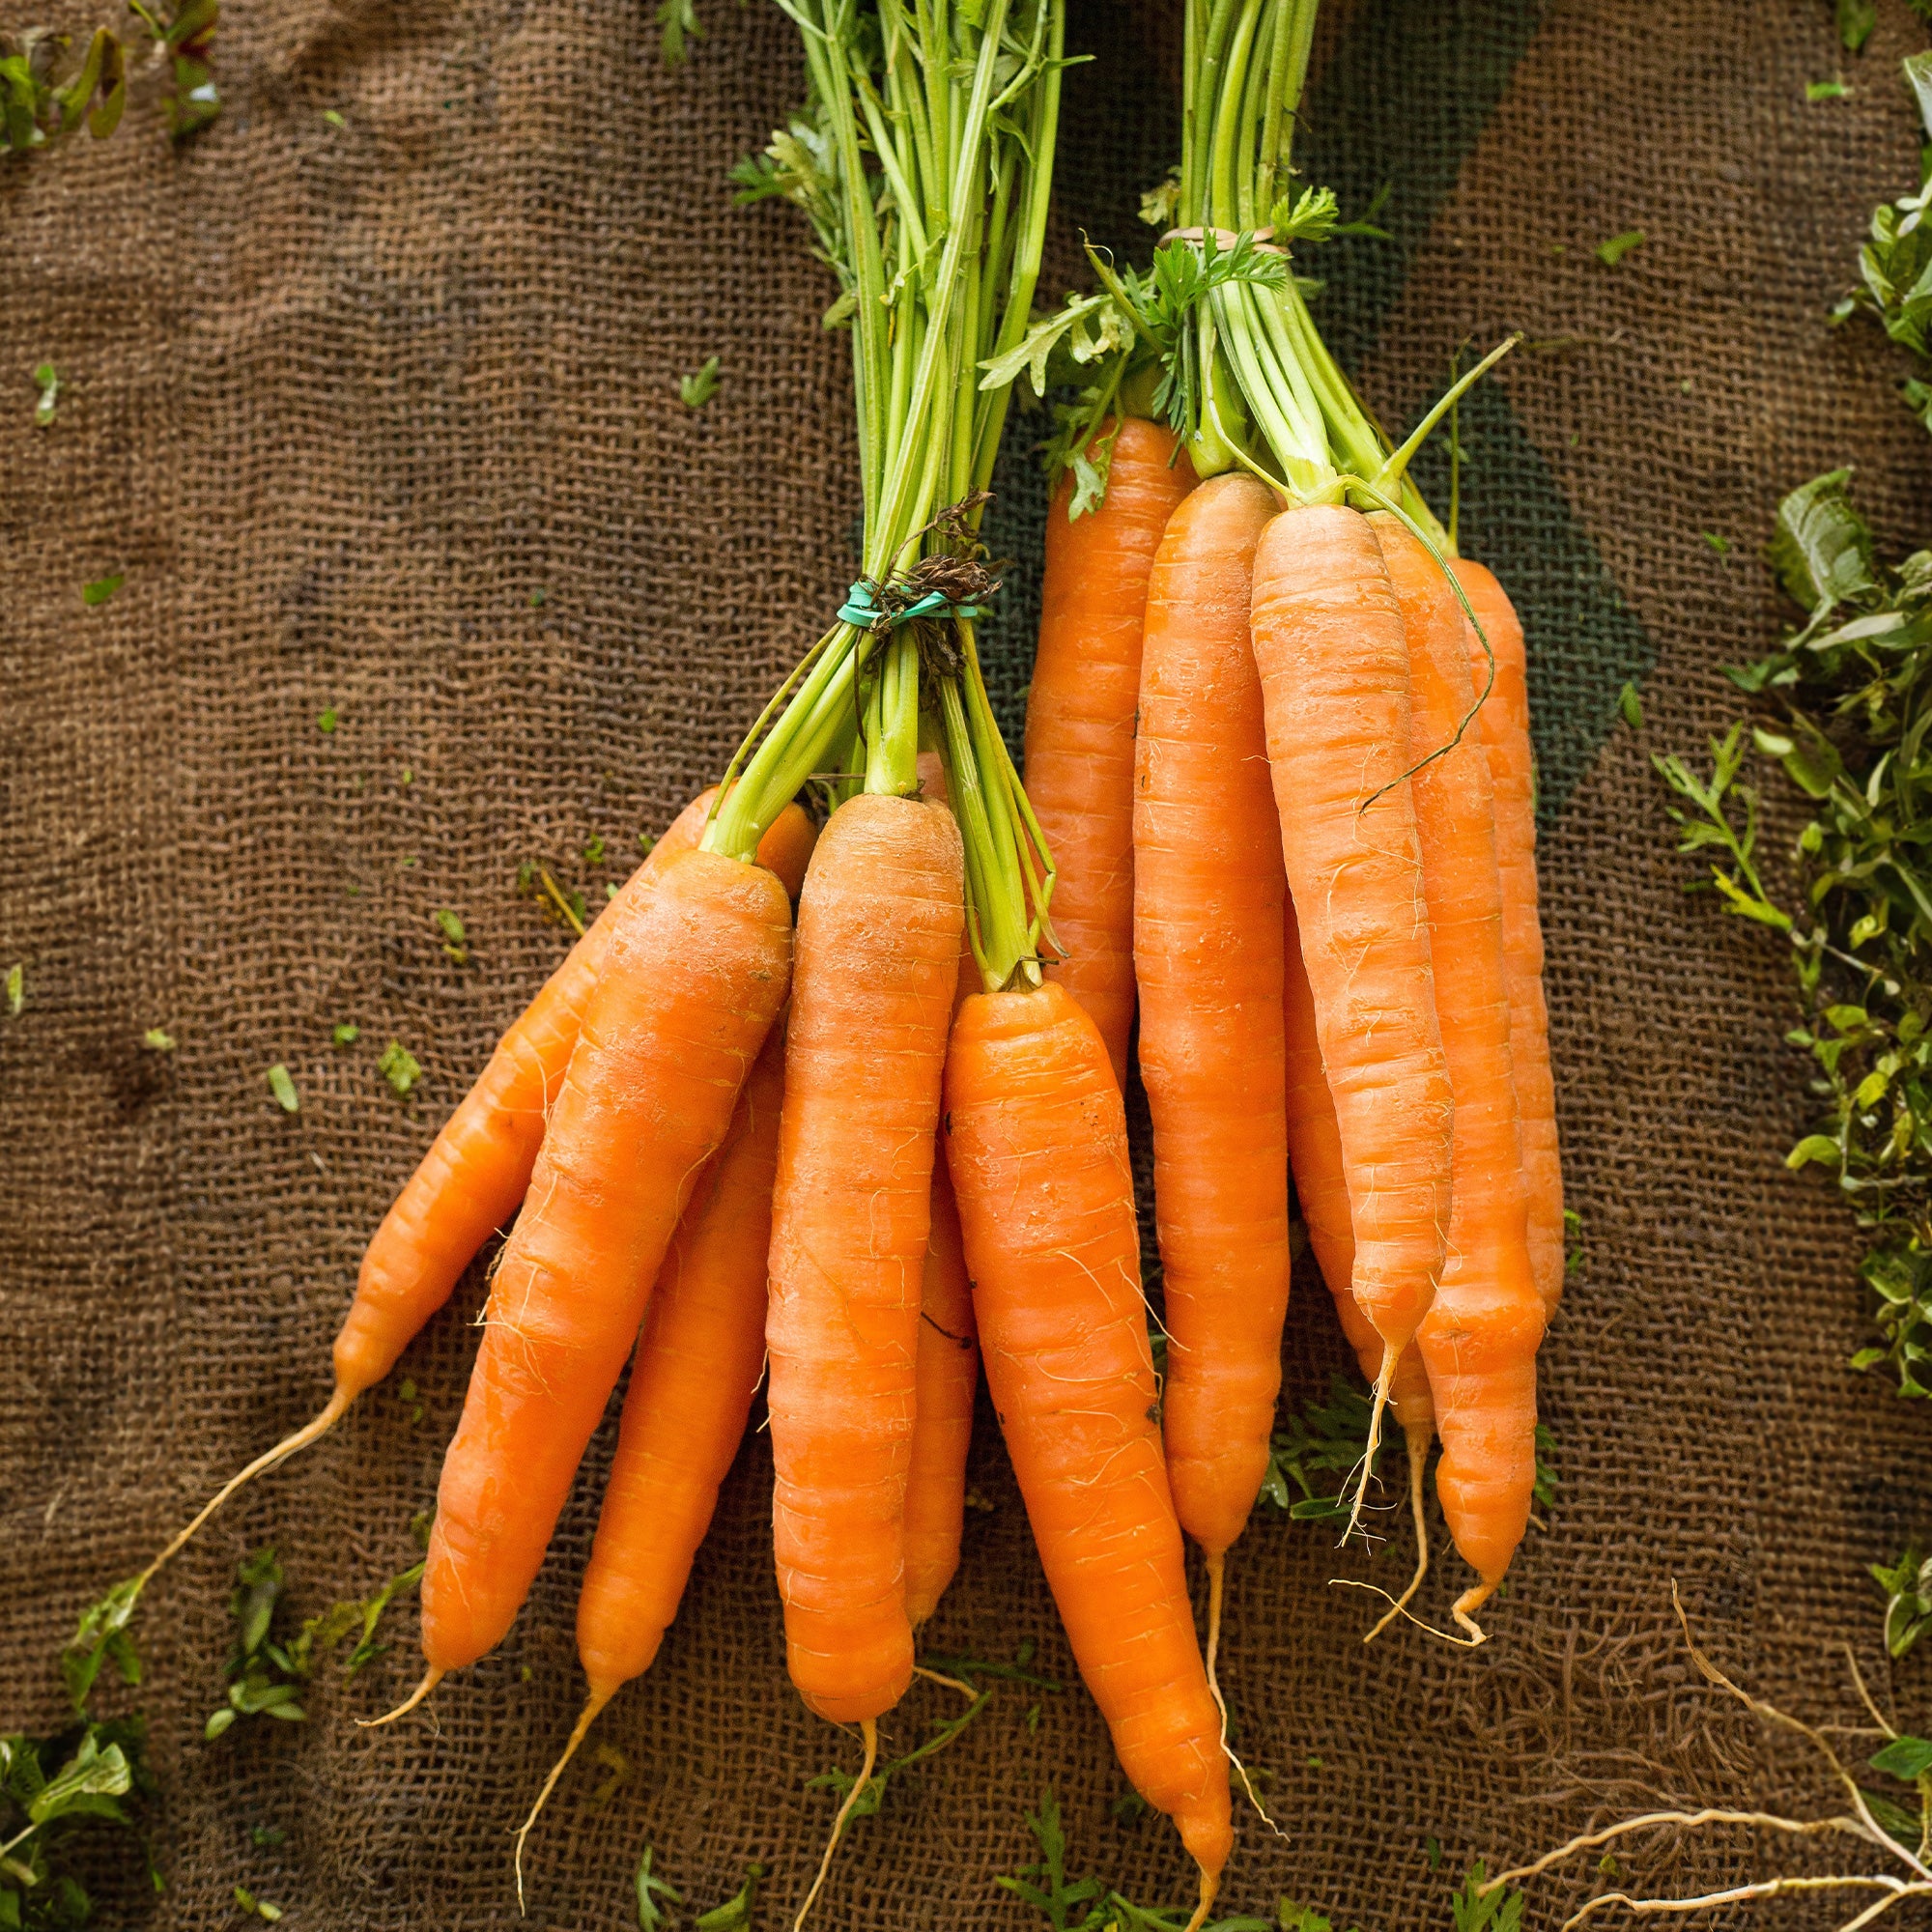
[7, 0, 1932, 1924]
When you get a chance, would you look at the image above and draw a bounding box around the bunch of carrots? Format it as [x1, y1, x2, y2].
[76, 0, 1562, 1924]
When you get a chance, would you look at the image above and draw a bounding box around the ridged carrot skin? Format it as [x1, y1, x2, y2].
[1248, 504, 1452, 1379]
[576, 1019, 787, 1696]
[902, 1161, 979, 1629]
[336, 794, 815, 1399]
[945, 980, 1231, 1893]
[1454, 560, 1564, 1317]
[1025, 417, 1196, 1089]
[420, 848, 794, 1672]
[1280, 896, 1435, 1439]
[1134, 472, 1291, 1559]
[766, 793, 964, 1725]
[1373, 517, 1544, 1592]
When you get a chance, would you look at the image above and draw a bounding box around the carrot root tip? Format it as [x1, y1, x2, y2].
[358, 1664, 445, 1729]
[512, 1688, 615, 1914]
[792, 1714, 877, 1932]
[1362, 1425, 1433, 1646]
[1181, 1862, 1220, 1932]
[1451, 1582, 1496, 1646]
[135, 1384, 355, 1594]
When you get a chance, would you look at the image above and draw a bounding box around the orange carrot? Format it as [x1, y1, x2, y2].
[1026, 417, 1195, 1088]
[406, 847, 794, 1694]
[1453, 560, 1564, 1316]
[128, 793, 813, 1595]
[1132, 472, 1291, 1651]
[766, 793, 964, 1726]
[902, 1160, 979, 1630]
[512, 1018, 787, 1899]
[1373, 515, 1544, 1638]
[945, 980, 1230, 1925]
[1248, 503, 1453, 1490]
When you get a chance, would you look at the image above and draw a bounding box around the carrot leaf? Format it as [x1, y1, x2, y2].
[633, 1848, 684, 1932]
[694, 1861, 764, 1930]
[678, 355, 721, 409]
[265, 1064, 299, 1113]
[31, 361, 58, 427]
[1872, 1548, 1932, 1657]
[376, 1039, 420, 1097]
[1257, 1376, 1378, 1521]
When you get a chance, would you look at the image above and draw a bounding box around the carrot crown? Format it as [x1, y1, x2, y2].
[705, 0, 1065, 993]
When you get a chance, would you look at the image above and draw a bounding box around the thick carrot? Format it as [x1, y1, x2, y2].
[945, 980, 1230, 1922]
[1372, 515, 1544, 1637]
[410, 847, 794, 1689]
[513, 1019, 787, 1900]
[1248, 503, 1453, 1483]
[130, 793, 813, 1595]
[1132, 473, 1291, 1614]
[1025, 417, 1195, 1088]
[902, 1160, 979, 1630]
[1453, 560, 1564, 1316]
[766, 793, 964, 1726]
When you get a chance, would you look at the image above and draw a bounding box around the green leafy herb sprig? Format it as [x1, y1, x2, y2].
[1832, 53, 1932, 435]
[1, 0, 218, 158]
[0, 1718, 157, 1930]
[1874, 1546, 1932, 1658]
[1658, 470, 1932, 1399]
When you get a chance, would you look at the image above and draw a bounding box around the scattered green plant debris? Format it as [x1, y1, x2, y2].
[283, 1537, 426, 1679]
[1873, 1547, 1932, 1657]
[31, 361, 58, 426]
[321, 107, 343, 128]
[331, 1022, 358, 1047]
[679, 355, 722, 409]
[0, 1716, 156, 1930]
[1109, 1792, 1151, 1826]
[695, 1862, 765, 1931]
[1807, 77, 1851, 100]
[1257, 1375, 1378, 1522]
[1532, 1423, 1559, 1513]
[62, 1580, 141, 1715]
[233, 1883, 283, 1920]
[1836, 0, 1876, 54]
[1832, 53, 1932, 434]
[433, 909, 468, 964]
[528, 587, 547, 610]
[398, 1378, 424, 1426]
[1280, 1906, 1365, 1932]
[206, 1550, 306, 1740]
[400, 766, 414, 784]
[1425, 1834, 1444, 1870]
[1703, 530, 1733, 554]
[635, 1847, 683, 1932]
[656, 0, 700, 66]
[1617, 681, 1644, 730]
[265, 1064, 299, 1114]
[638, 831, 657, 855]
[141, 1028, 174, 1053]
[1450, 1862, 1523, 1932]
[1594, 229, 1645, 268]
[81, 572, 123, 608]
[582, 834, 607, 867]
[1657, 470, 1932, 1399]
[6, 965, 23, 1017]
[376, 1040, 420, 1097]
[588, 1743, 632, 1811]
[807, 1688, 992, 1822]
[317, 706, 338, 734]
[249, 1825, 285, 1849]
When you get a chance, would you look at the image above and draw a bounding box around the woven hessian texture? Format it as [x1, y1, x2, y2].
[6, 0, 1932, 1924]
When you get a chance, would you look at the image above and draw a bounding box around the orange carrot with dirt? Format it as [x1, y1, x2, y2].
[511, 1018, 788, 1902]
[765, 792, 965, 1727]
[1026, 416, 1194, 1089]
[1249, 504, 1454, 1493]
[380, 846, 792, 1714]
[946, 980, 1230, 1926]
[903, 1160, 979, 1629]
[122, 792, 813, 1599]
[1453, 559, 1564, 1316]
[1374, 514, 1545, 1639]
[1131, 470, 1291, 1665]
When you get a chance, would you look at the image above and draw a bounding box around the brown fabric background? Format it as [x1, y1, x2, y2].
[6, 0, 1932, 1925]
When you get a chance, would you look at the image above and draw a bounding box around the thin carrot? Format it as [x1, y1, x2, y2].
[945, 980, 1230, 1926]
[128, 793, 812, 1597]
[1373, 514, 1544, 1639]
[766, 792, 964, 1726]
[1132, 472, 1291, 1664]
[402, 847, 794, 1697]
[1249, 503, 1454, 1498]
[512, 1018, 787, 1902]
[1452, 559, 1564, 1316]
[1026, 416, 1195, 1089]
[1280, 895, 1435, 1629]
[903, 1159, 979, 1630]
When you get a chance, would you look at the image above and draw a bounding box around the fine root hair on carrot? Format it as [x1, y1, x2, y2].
[512, 1688, 615, 1914]
[793, 1716, 877, 1932]
[1339, 1350, 1396, 1544]
[1363, 1422, 1434, 1647]
[1182, 1862, 1220, 1932]
[1328, 1580, 1484, 1651]
[1452, 1581, 1496, 1645]
[135, 1386, 354, 1593]
[912, 1664, 979, 1701]
[357, 1665, 446, 1729]
[1201, 1554, 1285, 1839]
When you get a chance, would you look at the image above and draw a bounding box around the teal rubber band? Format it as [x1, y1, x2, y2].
[838, 580, 993, 631]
